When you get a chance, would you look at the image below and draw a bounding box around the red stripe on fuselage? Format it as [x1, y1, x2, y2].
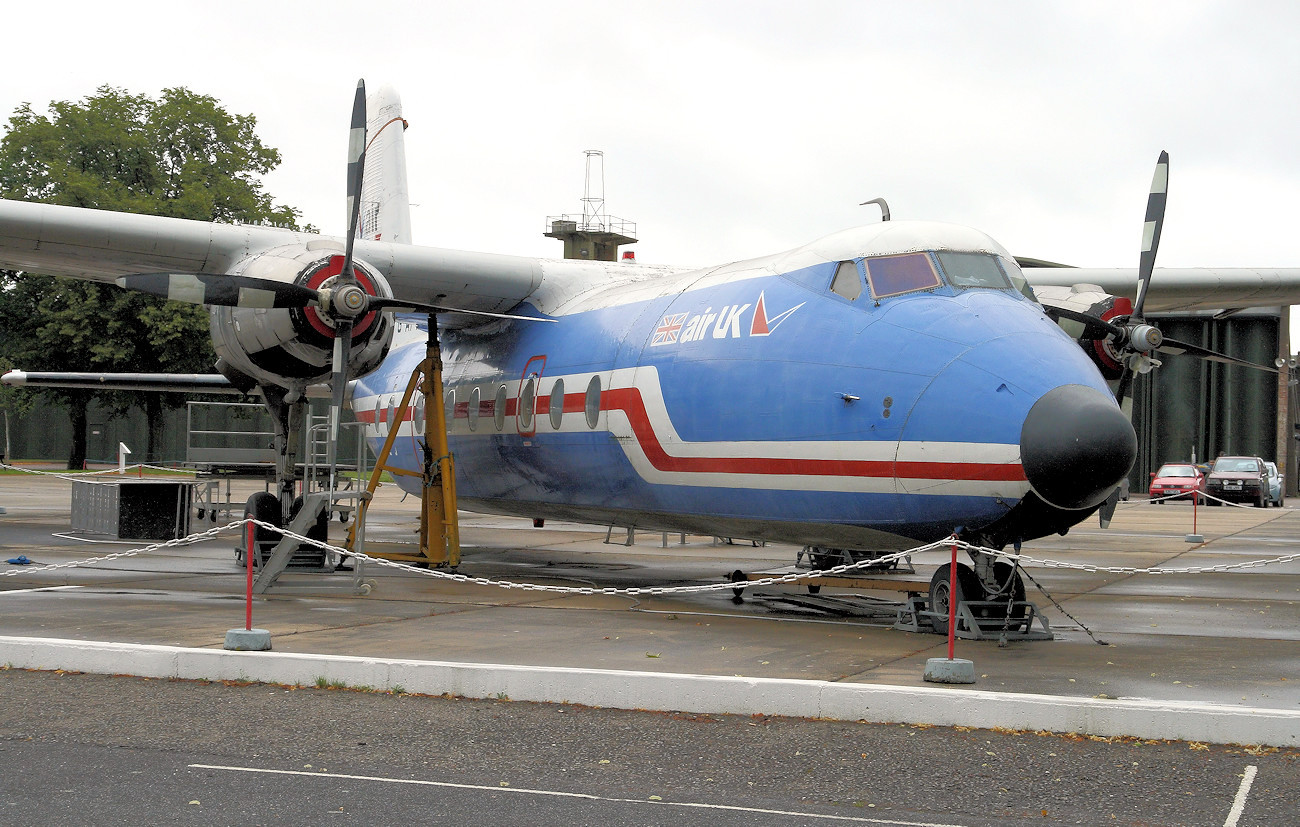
[354, 387, 1026, 483]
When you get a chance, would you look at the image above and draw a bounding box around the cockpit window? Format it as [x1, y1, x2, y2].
[864, 253, 942, 300]
[935, 251, 1012, 290]
[829, 260, 863, 301]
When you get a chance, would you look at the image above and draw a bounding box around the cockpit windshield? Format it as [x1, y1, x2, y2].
[936, 251, 1012, 290]
[864, 253, 941, 300]
[838, 250, 1036, 304]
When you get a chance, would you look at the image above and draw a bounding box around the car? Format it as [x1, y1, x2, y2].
[1148, 463, 1206, 504]
[1204, 456, 1268, 507]
[1265, 461, 1284, 507]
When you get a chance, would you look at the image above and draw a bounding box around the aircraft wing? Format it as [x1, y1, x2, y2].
[0, 198, 543, 315]
[0, 369, 338, 398]
[1022, 266, 1300, 313]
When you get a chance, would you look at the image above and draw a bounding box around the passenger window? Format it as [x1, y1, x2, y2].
[585, 375, 601, 429]
[468, 387, 480, 432]
[494, 384, 507, 432]
[830, 260, 863, 301]
[413, 393, 425, 432]
[549, 378, 565, 430]
[444, 390, 455, 430]
[519, 376, 537, 431]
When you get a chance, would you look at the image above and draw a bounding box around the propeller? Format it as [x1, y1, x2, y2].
[1111, 151, 1169, 408]
[322, 79, 371, 492]
[117, 80, 553, 496]
[1044, 304, 1272, 374]
[1044, 152, 1275, 407]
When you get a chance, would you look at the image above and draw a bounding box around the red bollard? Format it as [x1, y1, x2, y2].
[224, 518, 272, 651]
[923, 538, 976, 683]
[245, 520, 255, 631]
[947, 541, 958, 660]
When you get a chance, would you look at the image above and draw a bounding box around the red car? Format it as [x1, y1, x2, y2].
[1148, 463, 1206, 504]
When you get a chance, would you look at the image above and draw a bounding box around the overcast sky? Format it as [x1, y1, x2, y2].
[3, 2, 1298, 328]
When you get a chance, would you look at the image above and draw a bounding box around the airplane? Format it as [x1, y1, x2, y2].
[2, 81, 1298, 619]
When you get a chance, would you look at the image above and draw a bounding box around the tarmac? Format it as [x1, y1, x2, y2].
[1, 470, 1298, 746]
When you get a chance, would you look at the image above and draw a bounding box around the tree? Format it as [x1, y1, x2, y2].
[0, 86, 308, 467]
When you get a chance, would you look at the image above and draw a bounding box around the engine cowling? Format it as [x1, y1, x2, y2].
[1037, 285, 1133, 381]
[210, 244, 394, 391]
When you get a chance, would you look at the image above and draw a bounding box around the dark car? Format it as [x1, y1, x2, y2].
[1148, 463, 1205, 504]
[1205, 456, 1268, 507]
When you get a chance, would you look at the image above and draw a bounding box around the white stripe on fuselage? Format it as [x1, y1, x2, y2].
[354, 366, 1028, 499]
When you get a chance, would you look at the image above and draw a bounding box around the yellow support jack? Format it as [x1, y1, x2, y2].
[346, 313, 460, 568]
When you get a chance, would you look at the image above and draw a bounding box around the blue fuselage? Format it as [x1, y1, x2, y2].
[352, 224, 1129, 551]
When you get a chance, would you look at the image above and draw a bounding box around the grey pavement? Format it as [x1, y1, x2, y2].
[0, 471, 1297, 734]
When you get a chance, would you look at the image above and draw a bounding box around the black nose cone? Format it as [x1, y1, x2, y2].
[1021, 384, 1136, 511]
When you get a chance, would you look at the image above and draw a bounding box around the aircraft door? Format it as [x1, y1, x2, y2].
[517, 355, 546, 437]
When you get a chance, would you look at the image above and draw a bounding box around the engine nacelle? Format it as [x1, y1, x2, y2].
[1037, 285, 1133, 381]
[210, 244, 394, 391]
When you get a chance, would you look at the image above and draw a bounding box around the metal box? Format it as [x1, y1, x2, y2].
[71, 479, 196, 540]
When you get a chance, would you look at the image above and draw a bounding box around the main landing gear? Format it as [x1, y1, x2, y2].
[895, 559, 1051, 641]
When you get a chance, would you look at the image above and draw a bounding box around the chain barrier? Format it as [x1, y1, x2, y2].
[1, 522, 241, 576]
[0, 461, 193, 484]
[6, 519, 1299, 594]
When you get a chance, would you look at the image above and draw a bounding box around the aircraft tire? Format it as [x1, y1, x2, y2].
[289, 495, 330, 544]
[241, 491, 282, 567]
[927, 563, 981, 635]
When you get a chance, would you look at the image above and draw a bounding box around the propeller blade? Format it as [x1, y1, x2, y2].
[1156, 336, 1279, 372]
[1132, 150, 1168, 321]
[1042, 305, 1125, 340]
[339, 79, 367, 288]
[116, 273, 320, 309]
[1114, 364, 1135, 411]
[325, 80, 368, 491]
[368, 296, 558, 323]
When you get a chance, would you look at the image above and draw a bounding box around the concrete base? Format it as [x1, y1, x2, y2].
[1185, 534, 1205, 543]
[923, 657, 976, 684]
[223, 628, 271, 651]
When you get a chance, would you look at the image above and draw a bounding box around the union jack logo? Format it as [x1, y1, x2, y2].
[651, 313, 688, 346]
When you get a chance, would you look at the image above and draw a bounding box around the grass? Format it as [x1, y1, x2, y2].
[0, 462, 197, 478]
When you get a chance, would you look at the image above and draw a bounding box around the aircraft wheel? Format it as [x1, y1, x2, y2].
[242, 491, 282, 567]
[729, 569, 746, 604]
[290, 495, 330, 544]
[927, 563, 981, 635]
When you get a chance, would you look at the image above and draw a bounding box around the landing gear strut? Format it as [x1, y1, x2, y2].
[347, 311, 461, 570]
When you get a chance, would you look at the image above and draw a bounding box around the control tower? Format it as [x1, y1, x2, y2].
[545, 150, 637, 261]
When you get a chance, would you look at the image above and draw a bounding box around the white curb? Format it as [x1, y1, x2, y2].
[1, 635, 1295, 748]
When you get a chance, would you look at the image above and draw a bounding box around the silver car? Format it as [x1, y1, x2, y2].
[1265, 461, 1284, 507]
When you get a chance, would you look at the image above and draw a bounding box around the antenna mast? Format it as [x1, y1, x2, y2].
[545, 150, 638, 261]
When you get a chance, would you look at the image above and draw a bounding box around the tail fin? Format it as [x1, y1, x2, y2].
[358, 84, 414, 244]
